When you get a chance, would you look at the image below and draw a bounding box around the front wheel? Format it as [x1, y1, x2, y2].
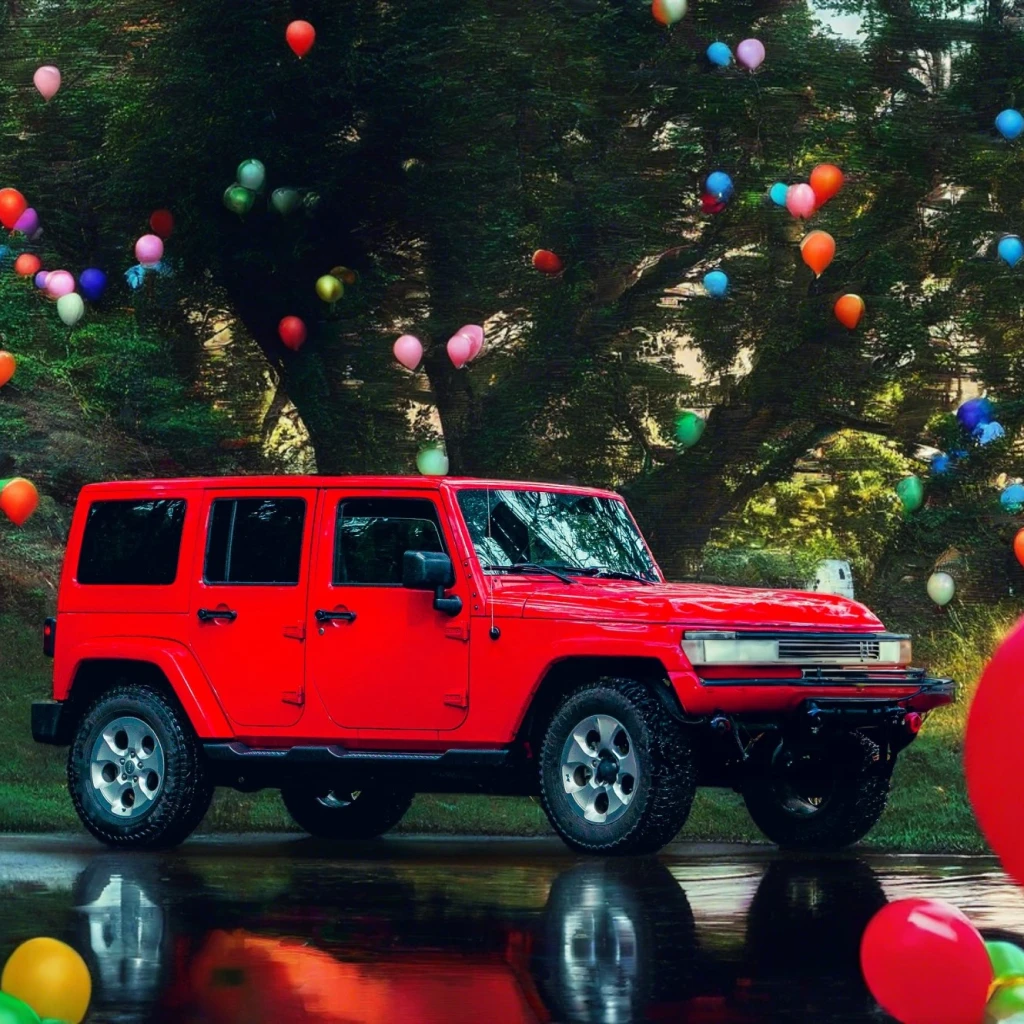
[281, 784, 413, 839]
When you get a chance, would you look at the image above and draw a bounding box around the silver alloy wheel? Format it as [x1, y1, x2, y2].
[560, 714, 638, 824]
[89, 715, 164, 818]
[317, 790, 360, 809]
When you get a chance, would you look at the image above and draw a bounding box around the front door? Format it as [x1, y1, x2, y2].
[307, 491, 470, 732]
[188, 488, 316, 728]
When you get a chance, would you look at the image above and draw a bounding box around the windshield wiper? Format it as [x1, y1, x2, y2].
[484, 562, 575, 585]
[589, 567, 658, 585]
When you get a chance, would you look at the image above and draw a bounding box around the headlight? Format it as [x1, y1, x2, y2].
[681, 631, 913, 666]
[682, 632, 778, 666]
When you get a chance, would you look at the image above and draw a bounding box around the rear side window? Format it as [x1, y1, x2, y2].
[77, 499, 187, 585]
[334, 498, 445, 585]
[205, 497, 305, 585]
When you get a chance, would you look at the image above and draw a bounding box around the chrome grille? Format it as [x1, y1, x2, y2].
[778, 637, 880, 662]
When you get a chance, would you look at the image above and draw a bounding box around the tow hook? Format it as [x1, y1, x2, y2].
[711, 714, 748, 761]
[805, 701, 824, 736]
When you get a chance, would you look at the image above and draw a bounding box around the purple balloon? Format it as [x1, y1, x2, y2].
[736, 38, 766, 70]
[34, 271, 49, 289]
[956, 397, 993, 432]
[79, 268, 107, 302]
[13, 208, 39, 235]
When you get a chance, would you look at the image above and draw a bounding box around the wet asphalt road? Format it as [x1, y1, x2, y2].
[0, 835, 1022, 1024]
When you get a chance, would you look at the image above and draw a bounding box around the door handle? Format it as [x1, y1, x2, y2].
[197, 608, 237, 623]
[315, 609, 357, 623]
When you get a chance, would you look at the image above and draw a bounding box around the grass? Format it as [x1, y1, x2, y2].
[0, 604, 1016, 851]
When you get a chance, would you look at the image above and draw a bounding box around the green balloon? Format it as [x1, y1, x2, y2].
[236, 159, 266, 192]
[989, 941, 1024, 982]
[223, 185, 255, 216]
[896, 474, 924, 513]
[988, 983, 1024, 1020]
[674, 411, 705, 449]
[416, 447, 448, 476]
[271, 187, 300, 215]
[0, 992, 40, 1024]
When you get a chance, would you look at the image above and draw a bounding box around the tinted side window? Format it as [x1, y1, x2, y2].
[335, 498, 445, 585]
[205, 498, 305, 585]
[77, 499, 187, 585]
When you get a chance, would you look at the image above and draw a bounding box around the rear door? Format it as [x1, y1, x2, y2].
[188, 487, 316, 728]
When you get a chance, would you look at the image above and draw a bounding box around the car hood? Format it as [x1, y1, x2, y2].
[516, 580, 885, 631]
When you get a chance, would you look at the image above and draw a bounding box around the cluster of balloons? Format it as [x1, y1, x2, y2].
[996, 108, 1024, 140]
[223, 159, 265, 217]
[286, 20, 315, 58]
[416, 446, 449, 476]
[32, 65, 60, 102]
[315, 265, 356, 305]
[0, 189, 40, 237]
[705, 39, 766, 70]
[674, 410, 705, 448]
[0, 937, 90, 1023]
[392, 325, 485, 372]
[770, 164, 844, 218]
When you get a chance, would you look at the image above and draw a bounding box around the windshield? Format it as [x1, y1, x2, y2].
[455, 488, 660, 581]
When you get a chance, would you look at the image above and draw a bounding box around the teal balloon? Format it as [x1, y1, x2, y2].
[223, 185, 255, 216]
[0, 993, 40, 1024]
[271, 187, 300, 215]
[769, 182, 788, 206]
[996, 109, 1024, 140]
[236, 159, 266, 191]
[896, 475, 924, 513]
[674, 411, 705, 448]
[703, 270, 728, 297]
[706, 42, 732, 66]
[999, 235, 1023, 267]
[416, 447, 448, 476]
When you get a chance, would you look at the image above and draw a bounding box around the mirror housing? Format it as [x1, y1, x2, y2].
[402, 551, 462, 617]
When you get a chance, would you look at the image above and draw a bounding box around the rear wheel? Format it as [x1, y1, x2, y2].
[281, 784, 413, 839]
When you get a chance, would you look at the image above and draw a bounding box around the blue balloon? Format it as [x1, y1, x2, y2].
[707, 42, 732, 67]
[703, 270, 729, 297]
[931, 454, 951, 475]
[705, 171, 734, 200]
[1001, 483, 1024, 507]
[998, 235, 1023, 267]
[957, 397, 993, 431]
[975, 421, 1005, 445]
[0, 245, 9, 265]
[79, 268, 107, 302]
[996, 109, 1024, 140]
[769, 182, 788, 206]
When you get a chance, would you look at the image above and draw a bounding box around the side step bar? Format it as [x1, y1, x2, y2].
[203, 742, 509, 769]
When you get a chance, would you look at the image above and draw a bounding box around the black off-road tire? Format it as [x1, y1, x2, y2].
[539, 677, 697, 855]
[281, 785, 413, 840]
[741, 731, 890, 850]
[68, 683, 212, 849]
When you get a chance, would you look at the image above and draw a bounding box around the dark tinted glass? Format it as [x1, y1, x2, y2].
[335, 498, 445, 585]
[77, 499, 186, 585]
[205, 498, 305, 585]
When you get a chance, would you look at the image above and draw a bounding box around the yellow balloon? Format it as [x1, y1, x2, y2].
[315, 274, 343, 303]
[1, 937, 91, 1024]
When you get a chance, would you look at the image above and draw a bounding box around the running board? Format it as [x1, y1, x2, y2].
[203, 742, 510, 770]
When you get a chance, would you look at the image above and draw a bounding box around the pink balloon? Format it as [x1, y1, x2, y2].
[447, 332, 472, 369]
[45, 270, 76, 299]
[33, 65, 61, 101]
[135, 234, 164, 268]
[459, 324, 484, 361]
[786, 183, 816, 219]
[13, 208, 38, 235]
[393, 334, 423, 371]
[736, 38, 765, 70]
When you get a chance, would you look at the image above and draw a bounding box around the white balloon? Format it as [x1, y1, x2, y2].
[926, 571, 955, 607]
[56, 292, 84, 327]
[416, 447, 448, 476]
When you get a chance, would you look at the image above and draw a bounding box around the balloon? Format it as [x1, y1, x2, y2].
[651, 0, 687, 24]
[926, 571, 955, 606]
[44, 271, 75, 299]
[834, 294, 865, 329]
[32, 65, 61, 101]
[996, 109, 1024, 140]
[0, 351, 15, 387]
[987, 940, 1024, 983]
[330, 266, 358, 286]
[0, 478, 40, 526]
[416, 447, 449, 476]
[315, 274, 343, 303]
[1001, 483, 1024, 508]
[271, 188, 301, 215]
[14, 254, 40, 277]
[459, 324, 484, 360]
[393, 334, 423, 371]
[989, 983, 1024, 1020]
[149, 209, 174, 239]
[998, 235, 1023, 267]
[895, 475, 924, 513]
[931, 453, 951, 475]
[237, 159, 266, 192]
[56, 293, 84, 327]
[675, 411, 705, 448]
[701, 193, 726, 214]
[769, 182, 788, 206]
[13, 208, 39, 235]
[223, 185, 255, 216]
[786, 183, 816, 218]
[800, 230, 836, 276]
[532, 249, 563, 274]
[0, 992, 39, 1024]
[705, 171, 734, 200]
[447, 332, 472, 369]
[706, 42, 732, 66]
[277, 316, 306, 351]
[286, 20, 316, 58]
[975, 420, 1005, 445]
[860, 899, 991, 1024]
[957, 396, 993, 431]
[134, 234, 163, 268]
[78, 268, 107, 302]
[810, 163, 844, 206]
[703, 270, 729, 297]
[0, 188, 27, 230]
[33, 271, 48, 290]
[1014, 529, 1024, 568]
[736, 38, 765, 70]
[1, 937, 90, 1023]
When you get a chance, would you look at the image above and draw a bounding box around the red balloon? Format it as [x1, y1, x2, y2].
[149, 209, 174, 239]
[0, 478, 39, 526]
[860, 898, 991, 1024]
[0, 188, 27, 230]
[532, 249, 563, 275]
[286, 20, 315, 58]
[278, 316, 307, 351]
[701, 192, 726, 214]
[1014, 528, 1024, 567]
[13, 253, 40, 277]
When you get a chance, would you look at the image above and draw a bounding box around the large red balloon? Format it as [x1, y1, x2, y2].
[0, 188, 27, 230]
[532, 249, 563, 275]
[278, 316, 307, 352]
[0, 478, 39, 526]
[286, 20, 315, 58]
[149, 209, 174, 239]
[860, 898, 991, 1024]
[966, 616, 1024, 885]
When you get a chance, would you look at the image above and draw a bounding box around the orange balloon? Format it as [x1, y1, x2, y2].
[800, 230, 836, 276]
[834, 293, 865, 329]
[0, 350, 15, 386]
[14, 253, 41, 277]
[1014, 528, 1024, 567]
[0, 187, 27, 230]
[0, 478, 39, 526]
[810, 163, 844, 207]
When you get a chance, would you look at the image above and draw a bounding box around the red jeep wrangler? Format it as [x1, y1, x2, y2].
[32, 476, 953, 854]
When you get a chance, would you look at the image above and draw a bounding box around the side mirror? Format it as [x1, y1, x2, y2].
[402, 551, 462, 617]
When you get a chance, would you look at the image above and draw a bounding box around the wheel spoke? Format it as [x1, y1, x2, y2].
[614, 747, 638, 779]
[595, 715, 620, 749]
[123, 718, 149, 755]
[603, 785, 626, 818]
[563, 733, 593, 770]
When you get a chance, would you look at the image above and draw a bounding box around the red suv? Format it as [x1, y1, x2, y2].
[32, 476, 953, 853]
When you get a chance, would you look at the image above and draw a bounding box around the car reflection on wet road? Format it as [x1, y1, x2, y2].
[0, 836, 1022, 1023]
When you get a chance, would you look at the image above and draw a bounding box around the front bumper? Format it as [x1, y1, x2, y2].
[32, 700, 70, 745]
